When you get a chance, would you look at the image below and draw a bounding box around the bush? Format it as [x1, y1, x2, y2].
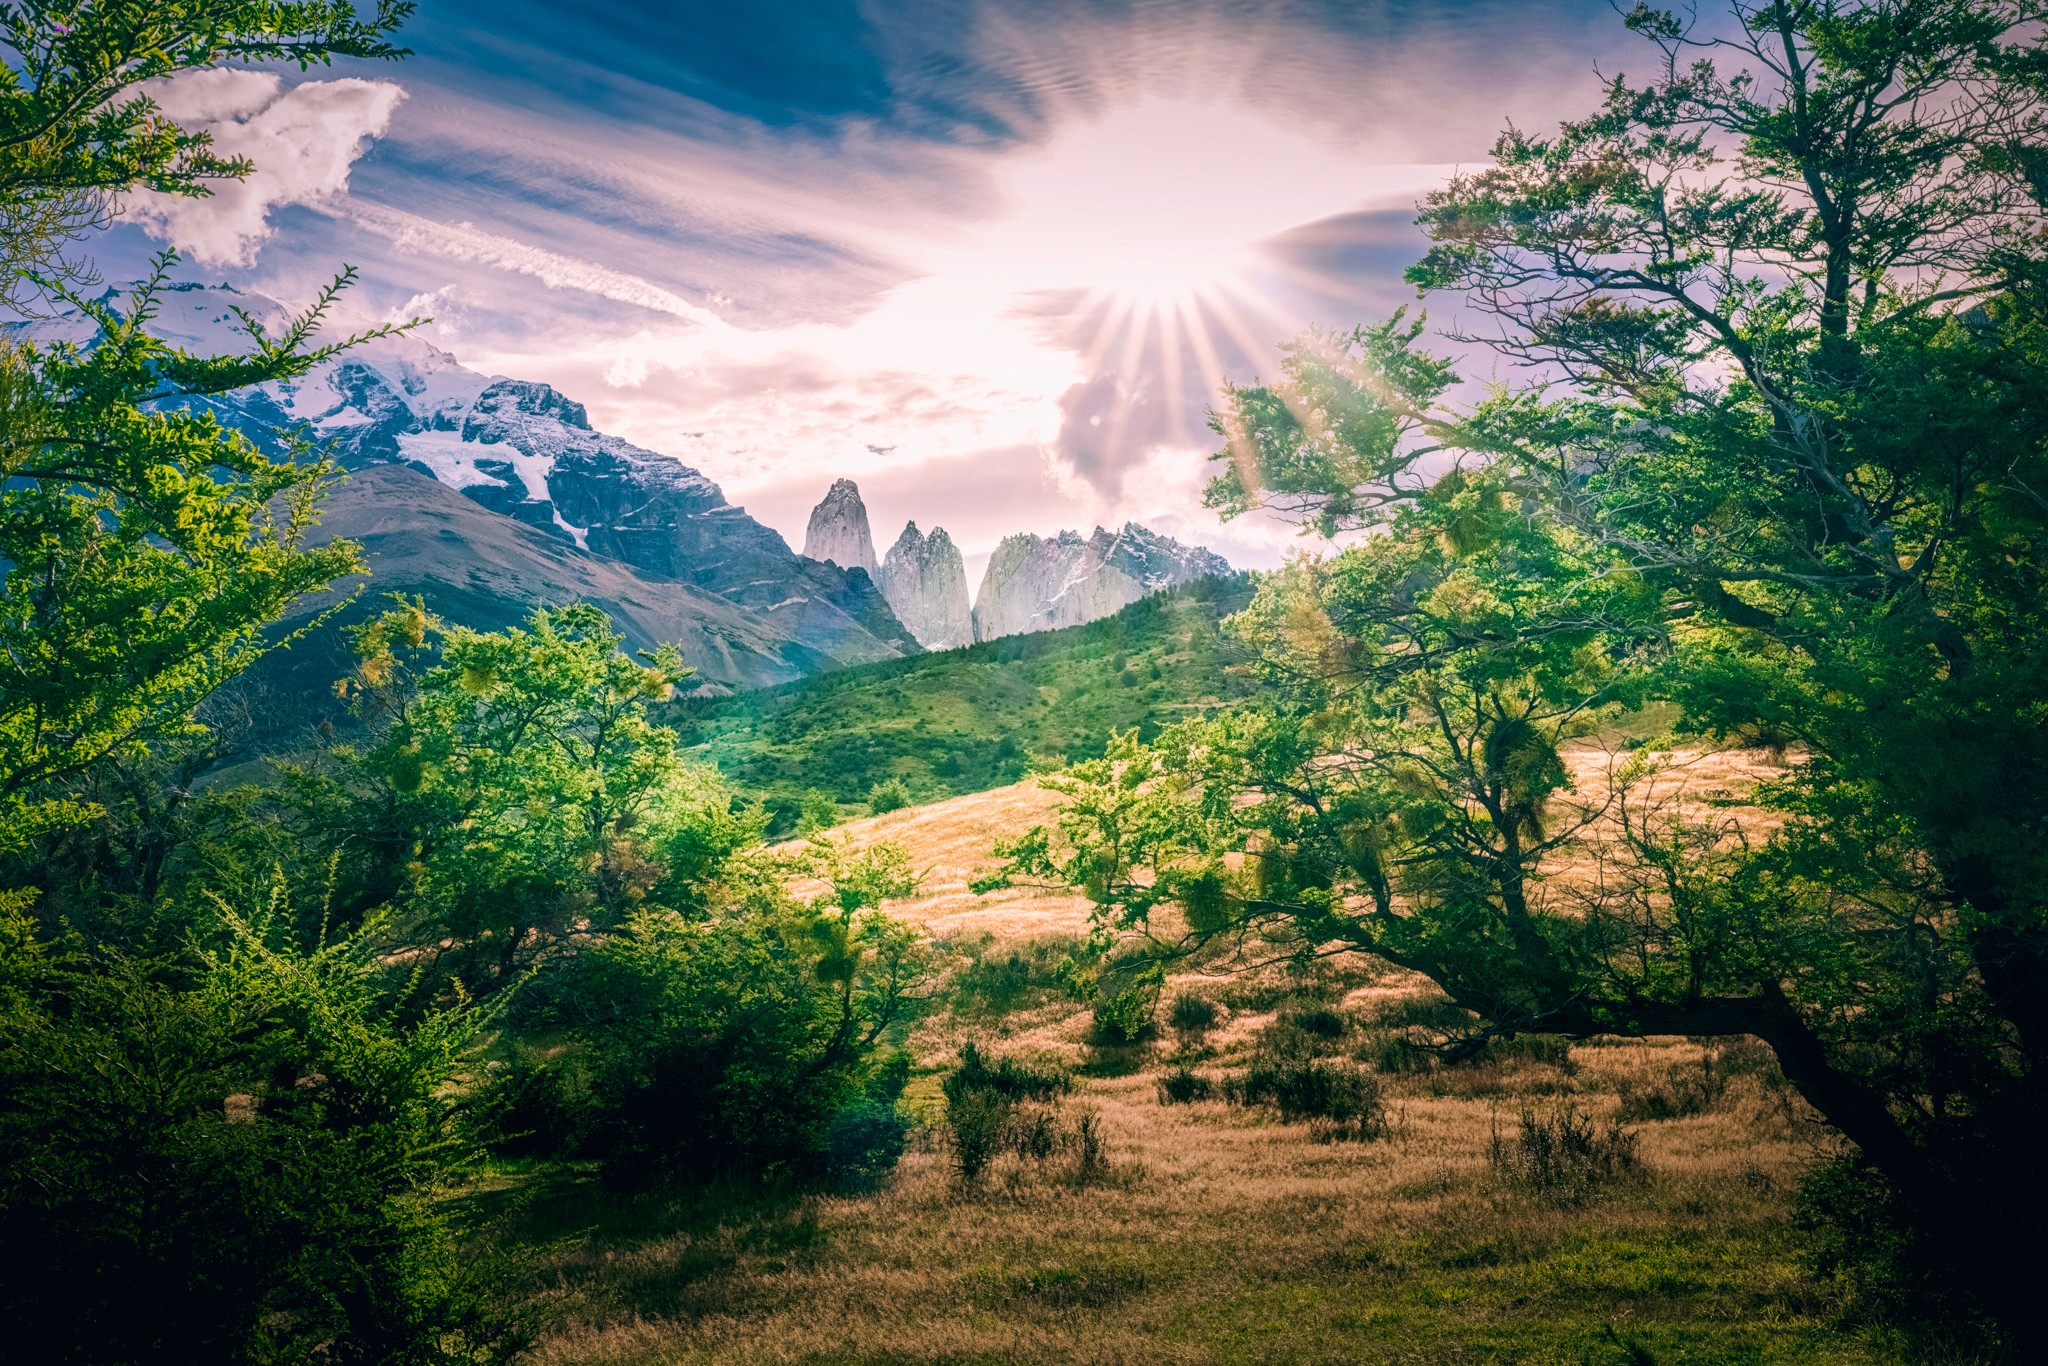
[825, 1101, 912, 1192]
[1091, 985, 1157, 1044]
[1488, 1102, 1641, 1196]
[1283, 1005, 1348, 1040]
[948, 1091, 1009, 1182]
[1615, 1063, 1724, 1122]
[866, 777, 913, 814]
[950, 936, 1077, 1016]
[1225, 1059, 1385, 1140]
[1157, 1064, 1215, 1105]
[797, 789, 840, 834]
[483, 1043, 591, 1159]
[1167, 991, 1221, 1034]
[574, 906, 927, 1188]
[944, 1041, 1070, 1105]
[0, 906, 526, 1364]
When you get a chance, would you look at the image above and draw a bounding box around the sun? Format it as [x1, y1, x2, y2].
[978, 99, 1441, 426]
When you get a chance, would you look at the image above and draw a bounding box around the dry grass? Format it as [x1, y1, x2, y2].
[513, 753, 1896, 1365]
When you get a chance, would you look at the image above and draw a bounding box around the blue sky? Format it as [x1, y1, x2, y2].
[104, 0, 1641, 579]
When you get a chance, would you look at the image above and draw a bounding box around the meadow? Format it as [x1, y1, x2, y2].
[500, 773, 1899, 1366]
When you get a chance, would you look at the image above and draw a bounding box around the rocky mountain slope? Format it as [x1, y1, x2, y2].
[802, 477, 880, 578]
[878, 521, 973, 650]
[971, 523, 1231, 642]
[82, 284, 921, 685]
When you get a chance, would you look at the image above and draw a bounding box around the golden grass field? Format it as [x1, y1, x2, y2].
[510, 751, 1903, 1365]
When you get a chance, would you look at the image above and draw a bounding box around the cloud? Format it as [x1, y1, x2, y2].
[346, 204, 730, 326]
[127, 70, 406, 267]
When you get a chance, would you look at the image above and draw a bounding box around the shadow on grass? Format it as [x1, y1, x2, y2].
[461, 1162, 825, 1320]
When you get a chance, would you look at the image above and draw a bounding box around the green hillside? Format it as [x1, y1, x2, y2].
[669, 575, 1257, 829]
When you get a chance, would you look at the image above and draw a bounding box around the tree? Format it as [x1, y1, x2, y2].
[303, 601, 739, 990]
[551, 838, 932, 1187]
[0, 0, 414, 862]
[0, 886, 521, 1364]
[990, 0, 2048, 1346]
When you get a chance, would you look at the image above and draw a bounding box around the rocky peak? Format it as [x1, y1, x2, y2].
[971, 522, 1230, 642]
[879, 521, 972, 650]
[803, 477, 879, 578]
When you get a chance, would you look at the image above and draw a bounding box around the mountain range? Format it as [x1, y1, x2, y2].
[799, 478, 1228, 649]
[20, 283, 1233, 695]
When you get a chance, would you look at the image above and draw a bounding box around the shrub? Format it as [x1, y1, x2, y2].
[574, 906, 928, 1188]
[1488, 1102, 1641, 1196]
[1225, 1059, 1385, 1140]
[1071, 1111, 1110, 1182]
[1157, 1065, 1215, 1105]
[1168, 991, 1221, 1034]
[1091, 985, 1157, 1043]
[825, 1101, 912, 1192]
[948, 1091, 1009, 1183]
[950, 936, 1076, 1016]
[866, 777, 913, 814]
[1615, 1064, 1724, 1122]
[944, 1041, 1070, 1105]
[797, 789, 840, 834]
[0, 906, 526, 1364]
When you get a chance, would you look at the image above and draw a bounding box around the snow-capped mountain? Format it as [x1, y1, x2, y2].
[50, 283, 922, 685]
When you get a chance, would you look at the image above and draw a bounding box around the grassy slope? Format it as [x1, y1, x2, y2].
[496, 776, 1895, 1366]
[669, 575, 1258, 827]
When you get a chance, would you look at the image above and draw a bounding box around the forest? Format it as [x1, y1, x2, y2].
[1, 1, 2044, 1362]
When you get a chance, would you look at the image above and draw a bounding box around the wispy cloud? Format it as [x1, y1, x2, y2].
[345, 204, 729, 326]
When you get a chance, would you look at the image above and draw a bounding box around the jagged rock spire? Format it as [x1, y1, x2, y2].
[880, 521, 972, 649]
[971, 522, 1229, 642]
[803, 477, 879, 578]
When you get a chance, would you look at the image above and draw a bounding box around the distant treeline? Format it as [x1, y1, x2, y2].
[669, 574, 1257, 829]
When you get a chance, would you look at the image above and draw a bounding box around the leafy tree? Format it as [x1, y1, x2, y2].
[0, 0, 414, 862]
[0, 888, 521, 1364]
[0, 0, 411, 306]
[866, 775, 913, 813]
[991, 0, 2048, 1345]
[558, 839, 932, 1187]
[306, 601, 742, 989]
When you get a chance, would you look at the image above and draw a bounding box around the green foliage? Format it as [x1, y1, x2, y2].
[299, 601, 738, 991]
[0, 0, 411, 311]
[0, 891, 521, 1364]
[989, 0, 2048, 1345]
[1090, 983, 1158, 1044]
[0, 269, 395, 861]
[673, 577, 1254, 829]
[1156, 1064, 1215, 1105]
[824, 1100, 913, 1192]
[943, 1040, 1071, 1105]
[538, 841, 932, 1189]
[866, 775, 913, 814]
[796, 788, 840, 834]
[941, 1043, 1099, 1186]
[1167, 990, 1221, 1034]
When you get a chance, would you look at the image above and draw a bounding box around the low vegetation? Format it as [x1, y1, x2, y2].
[670, 577, 1254, 831]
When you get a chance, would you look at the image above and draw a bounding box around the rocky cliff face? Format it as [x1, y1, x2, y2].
[802, 478, 879, 578]
[971, 523, 1231, 642]
[878, 522, 972, 650]
[88, 284, 921, 680]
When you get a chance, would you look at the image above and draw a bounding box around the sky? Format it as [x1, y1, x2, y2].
[97, 0, 1644, 584]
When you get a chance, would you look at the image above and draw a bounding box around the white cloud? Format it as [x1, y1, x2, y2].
[126, 70, 406, 267]
[346, 204, 729, 326]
